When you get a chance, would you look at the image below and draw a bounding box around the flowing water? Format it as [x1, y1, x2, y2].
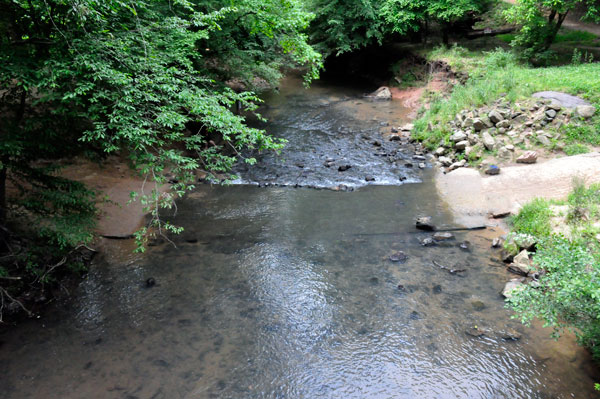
[1, 76, 599, 399]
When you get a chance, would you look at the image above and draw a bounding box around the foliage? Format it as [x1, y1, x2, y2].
[509, 198, 553, 238]
[508, 183, 600, 359]
[564, 142, 590, 155]
[381, 0, 490, 35]
[309, 0, 387, 56]
[197, 0, 322, 88]
[505, 0, 600, 61]
[0, 0, 321, 313]
[508, 235, 600, 358]
[309, 0, 495, 55]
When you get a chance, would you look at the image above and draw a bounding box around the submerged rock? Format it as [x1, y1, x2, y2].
[433, 232, 454, 241]
[389, 251, 408, 263]
[466, 326, 488, 337]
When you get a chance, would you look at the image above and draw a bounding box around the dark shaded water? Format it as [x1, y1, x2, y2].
[0, 77, 598, 399]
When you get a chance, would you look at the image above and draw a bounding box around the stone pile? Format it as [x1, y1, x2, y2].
[429, 97, 596, 174]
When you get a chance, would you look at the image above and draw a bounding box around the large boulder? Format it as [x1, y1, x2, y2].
[368, 86, 392, 100]
[576, 105, 597, 119]
[532, 91, 591, 109]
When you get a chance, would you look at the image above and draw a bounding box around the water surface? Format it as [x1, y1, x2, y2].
[0, 77, 598, 399]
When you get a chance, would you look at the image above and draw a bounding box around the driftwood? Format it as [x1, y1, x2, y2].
[466, 27, 516, 39]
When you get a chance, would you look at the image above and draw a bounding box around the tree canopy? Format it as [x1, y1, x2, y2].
[0, 0, 321, 295]
[506, 0, 600, 60]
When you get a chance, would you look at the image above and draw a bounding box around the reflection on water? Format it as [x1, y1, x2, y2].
[0, 77, 598, 399]
[0, 184, 598, 398]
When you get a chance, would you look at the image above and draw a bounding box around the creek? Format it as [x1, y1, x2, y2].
[0, 75, 598, 399]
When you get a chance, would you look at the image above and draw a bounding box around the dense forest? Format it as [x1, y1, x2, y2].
[2, 0, 600, 383]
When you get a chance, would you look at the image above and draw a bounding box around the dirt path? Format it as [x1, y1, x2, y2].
[436, 153, 600, 227]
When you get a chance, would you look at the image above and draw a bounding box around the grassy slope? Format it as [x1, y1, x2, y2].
[412, 46, 600, 150]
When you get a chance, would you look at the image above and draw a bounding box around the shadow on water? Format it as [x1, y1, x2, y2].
[0, 77, 598, 399]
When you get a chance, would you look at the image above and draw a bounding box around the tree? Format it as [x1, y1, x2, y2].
[506, 0, 600, 60]
[0, 0, 320, 310]
[381, 0, 489, 45]
[309, 0, 387, 56]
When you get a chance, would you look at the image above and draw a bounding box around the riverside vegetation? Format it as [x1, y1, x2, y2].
[2, 0, 600, 388]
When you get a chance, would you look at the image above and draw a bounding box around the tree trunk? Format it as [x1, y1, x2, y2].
[544, 11, 568, 50]
[442, 26, 449, 47]
[0, 164, 6, 226]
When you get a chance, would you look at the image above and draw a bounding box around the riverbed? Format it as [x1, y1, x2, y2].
[0, 76, 598, 398]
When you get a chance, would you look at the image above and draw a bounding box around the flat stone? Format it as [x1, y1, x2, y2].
[450, 131, 467, 142]
[545, 109, 557, 119]
[389, 251, 408, 263]
[498, 328, 522, 340]
[400, 123, 415, 131]
[533, 91, 591, 108]
[516, 151, 538, 164]
[496, 120, 511, 129]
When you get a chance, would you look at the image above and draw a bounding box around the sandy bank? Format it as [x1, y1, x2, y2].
[436, 152, 600, 227]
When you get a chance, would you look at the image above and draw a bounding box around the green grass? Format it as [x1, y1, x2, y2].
[554, 29, 598, 44]
[509, 198, 553, 238]
[413, 46, 600, 149]
[564, 143, 591, 156]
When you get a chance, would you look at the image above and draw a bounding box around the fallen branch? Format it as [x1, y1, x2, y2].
[466, 27, 516, 39]
[0, 286, 34, 322]
[354, 225, 486, 237]
[433, 260, 466, 275]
